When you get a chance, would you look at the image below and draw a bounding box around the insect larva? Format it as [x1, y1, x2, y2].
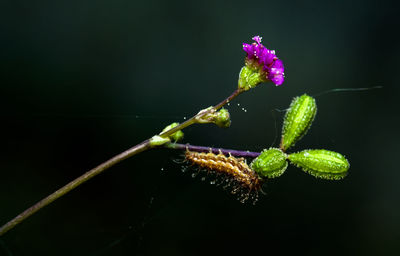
[184, 150, 263, 203]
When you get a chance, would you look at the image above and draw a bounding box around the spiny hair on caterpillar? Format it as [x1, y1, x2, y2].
[183, 150, 265, 204]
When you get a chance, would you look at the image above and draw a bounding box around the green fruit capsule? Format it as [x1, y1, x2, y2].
[280, 94, 317, 151]
[288, 149, 350, 180]
[251, 148, 288, 178]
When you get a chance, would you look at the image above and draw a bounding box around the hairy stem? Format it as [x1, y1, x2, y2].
[0, 88, 244, 236]
[165, 143, 261, 158]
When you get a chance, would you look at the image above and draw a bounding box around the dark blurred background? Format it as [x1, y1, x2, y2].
[1, 0, 399, 255]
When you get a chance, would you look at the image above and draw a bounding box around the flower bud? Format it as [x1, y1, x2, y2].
[280, 94, 317, 151]
[238, 66, 265, 91]
[195, 107, 231, 128]
[250, 148, 288, 178]
[161, 122, 184, 142]
[149, 135, 170, 147]
[215, 108, 231, 128]
[288, 149, 349, 180]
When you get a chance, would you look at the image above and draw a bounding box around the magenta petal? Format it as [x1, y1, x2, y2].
[253, 44, 263, 59]
[261, 48, 276, 66]
[249, 44, 257, 59]
[243, 43, 253, 56]
[252, 36, 262, 44]
[272, 59, 284, 69]
[270, 73, 284, 86]
[267, 59, 285, 86]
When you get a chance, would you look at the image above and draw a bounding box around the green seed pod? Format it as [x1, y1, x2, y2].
[288, 149, 349, 180]
[215, 108, 231, 128]
[280, 94, 317, 151]
[251, 148, 288, 178]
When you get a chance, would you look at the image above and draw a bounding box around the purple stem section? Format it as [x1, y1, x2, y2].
[167, 143, 261, 158]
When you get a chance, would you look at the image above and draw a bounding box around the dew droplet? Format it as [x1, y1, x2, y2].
[252, 199, 258, 205]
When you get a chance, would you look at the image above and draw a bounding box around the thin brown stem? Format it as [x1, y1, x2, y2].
[159, 88, 243, 137]
[0, 140, 150, 236]
[0, 87, 244, 236]
[214, 88, 243, 110]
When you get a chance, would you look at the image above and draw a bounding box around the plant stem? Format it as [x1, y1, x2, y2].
[0, 140, 151, 236]
[165, 143, 261, 158]
[158, 88, 243, 137]
[214, 88, 243, 110]
[0, 88, 244, 236]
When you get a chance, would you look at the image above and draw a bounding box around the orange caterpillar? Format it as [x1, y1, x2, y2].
[184, 150, 264, 203]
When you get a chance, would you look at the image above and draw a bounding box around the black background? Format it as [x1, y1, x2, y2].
[1, 0, 399, 255]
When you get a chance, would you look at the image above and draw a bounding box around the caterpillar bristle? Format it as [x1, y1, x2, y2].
[184, 150, 264, 204]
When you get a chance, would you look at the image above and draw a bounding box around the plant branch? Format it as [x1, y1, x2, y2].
[165, 142, 261, 158]
[0, 88, 244, 236]
[0, 140, 151, 236]
[214, 88, 243, 110]
[159, 88, 243, 137]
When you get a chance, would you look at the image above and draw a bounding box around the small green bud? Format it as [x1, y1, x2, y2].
[161, 122, 184, 142]
[215, 108, 231, 128]
[251, 148, 288, 178]
[149, 135, 170, 147]
[170, 130, 184, 142]
[280, 94, 317, 151]
[195, 107, 231, 128]
[195, 106, 215, 124]
[288, 149, 349, 180]
[238, 66, 265, 91]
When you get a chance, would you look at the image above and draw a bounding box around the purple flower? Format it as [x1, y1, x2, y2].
[252, 35, 262, 44]
[242, 36, 285, 86]
[267, 59, 284, 86]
